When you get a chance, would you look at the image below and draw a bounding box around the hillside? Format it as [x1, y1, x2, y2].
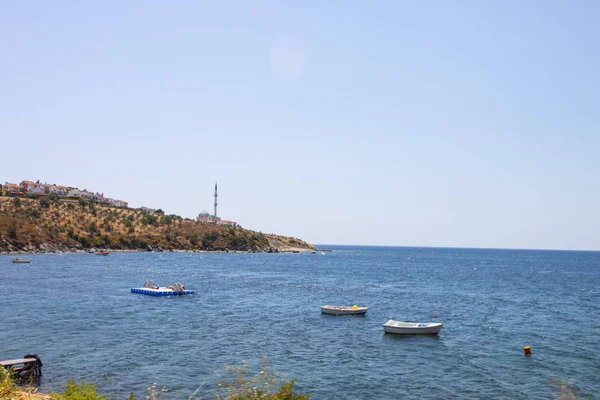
[0, 196, 315, 254]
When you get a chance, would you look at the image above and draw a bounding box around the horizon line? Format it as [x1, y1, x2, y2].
[314, 243, 600, 253]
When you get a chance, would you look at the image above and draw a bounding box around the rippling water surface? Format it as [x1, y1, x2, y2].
[1, 246, 599, 399]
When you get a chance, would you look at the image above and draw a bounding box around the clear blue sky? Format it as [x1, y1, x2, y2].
[2, 1, 599, 250]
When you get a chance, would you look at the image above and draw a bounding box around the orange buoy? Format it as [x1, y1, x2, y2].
[523, 346, 531, 355]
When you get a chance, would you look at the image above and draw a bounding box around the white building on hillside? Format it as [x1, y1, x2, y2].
[20, 180, 46, 195]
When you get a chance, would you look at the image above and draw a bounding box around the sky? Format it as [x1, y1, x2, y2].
[1, 1, 599, 250]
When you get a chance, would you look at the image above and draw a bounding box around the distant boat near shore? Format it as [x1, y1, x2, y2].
[12, 258, 31, 264]
[95, 250, 109, 256]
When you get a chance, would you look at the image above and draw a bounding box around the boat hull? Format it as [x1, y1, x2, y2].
[383, 321, 443, 335]
[12, 260, 31, 264]
[130, 288, 195, 296]
[321, 306, 368, 316]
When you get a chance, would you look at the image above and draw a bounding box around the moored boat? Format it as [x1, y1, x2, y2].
[321, 305, 368, 315]
[383, 320, 443, 335]
[95, 251, 109, 255]
[12, 258, 31, 264]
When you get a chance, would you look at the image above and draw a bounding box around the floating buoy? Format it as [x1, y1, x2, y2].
[432, 314, 437, 318]
[523, 346, 531, 355]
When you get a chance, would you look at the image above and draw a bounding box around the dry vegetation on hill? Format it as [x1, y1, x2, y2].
[0, 196, 314, 253]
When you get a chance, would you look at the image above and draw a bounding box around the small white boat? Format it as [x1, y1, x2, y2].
[12, 258, 31, 264]
[321, 305, 368, 316]
[383, 320, 443, 335]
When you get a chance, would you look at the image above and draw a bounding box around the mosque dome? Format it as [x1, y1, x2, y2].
[199, 210, 210, 216]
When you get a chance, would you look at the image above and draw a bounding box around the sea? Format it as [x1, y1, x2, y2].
[1, 246, 598, 399]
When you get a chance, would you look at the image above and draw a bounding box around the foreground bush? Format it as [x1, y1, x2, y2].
[0, 367, 49, 399]
[213, 358, 310, 400]
[51, 380, 109, 400]
[0, 358, 310, 399]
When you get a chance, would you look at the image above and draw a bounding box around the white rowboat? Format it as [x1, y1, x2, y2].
[321, 305, 368, 316]
[12, 258, 31, 264]
[383, 320, 443, 335]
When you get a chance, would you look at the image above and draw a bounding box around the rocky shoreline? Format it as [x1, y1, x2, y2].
[0, 244, 318, 256]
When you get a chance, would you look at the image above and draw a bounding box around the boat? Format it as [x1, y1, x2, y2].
[95, 251, 109, 255]
[131, 281, 194, 296]
[12, 258, 31, 264]
[383, 320, 443, 335]
[321, 305, 368, 315]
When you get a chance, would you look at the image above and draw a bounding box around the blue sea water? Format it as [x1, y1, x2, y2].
[1, 246, 599, 399]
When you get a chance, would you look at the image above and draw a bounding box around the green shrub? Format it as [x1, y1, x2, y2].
[215, 358, 310, 400]
[52, 380, 108, 400]
[0, 367, 16, 398]
[102, 235, 112, 247]
[28, 208, 42, 218]
[40, 197, 51, 208]
[88, 221, 98, 234]
[7, 223, 17, 239]
[78, 236, 91, 248]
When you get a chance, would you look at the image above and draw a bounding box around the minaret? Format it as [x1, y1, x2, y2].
[213, 182, 218, 218]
